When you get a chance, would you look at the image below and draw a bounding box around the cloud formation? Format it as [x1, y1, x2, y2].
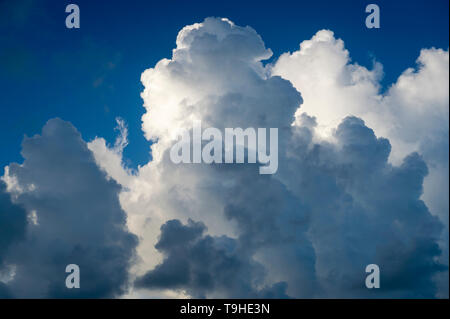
[135, 219, 290, 298]
[282, 115, 444, 297]
[89, 18, 447, 298]
[272, 32, 449, 296]
[2, 17, 448, 299]
[1, 118, 137, 298]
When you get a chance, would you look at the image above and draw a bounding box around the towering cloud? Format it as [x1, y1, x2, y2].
[89, 18, 447, 298]
[272, 32, 449, 296]
[280, 115, 444, 297]
[2, 119, 138, 298]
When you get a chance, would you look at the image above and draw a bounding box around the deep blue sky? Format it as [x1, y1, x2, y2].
[1, 0, 448, 169]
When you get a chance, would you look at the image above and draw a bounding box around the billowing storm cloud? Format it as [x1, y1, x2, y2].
[1, 119, 137, 298]
[2, 17, 448, 299]
[135, 219, 290, 298]
[271, 30, 449, 297]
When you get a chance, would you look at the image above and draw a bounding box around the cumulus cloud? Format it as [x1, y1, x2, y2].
[89, 18, 447, 298]
[271, 30, 449, 221]
[272, 32, 449, 296]
[135, 219, 289, 298]
[281, 115, 445, 297]
[1, 118, 137, 298]
[2, 17, 447, 299]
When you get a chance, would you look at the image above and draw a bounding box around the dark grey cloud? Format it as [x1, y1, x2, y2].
[135, 113, 445, 298]
[277, 115, 446, 297]
[2, 118, 138, 298]
[0, 181, 27, 267]
[0, 181, 27, 298]
[131, 16, 445, 298]
[135, 219, 289, 298]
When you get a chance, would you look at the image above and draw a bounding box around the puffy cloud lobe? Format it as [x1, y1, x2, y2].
[271, 30, 449, 178]
[2, 118, 138, 298]
[136, 157, 318, 298]
[386, 50, 449, 260]
[279, 115, 445, 297]
[135, 219, 289, 298]
[139, 17, 300, 161]
[272, 30, 449, 297]
[272, 30, 383, 132]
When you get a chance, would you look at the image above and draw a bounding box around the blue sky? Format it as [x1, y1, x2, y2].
[0, 0, 448, 169]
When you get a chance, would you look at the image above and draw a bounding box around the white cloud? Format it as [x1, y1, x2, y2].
[89, 18, 448, 298]
[88, 117, 135, 187]
[272, 33, 448, 298]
